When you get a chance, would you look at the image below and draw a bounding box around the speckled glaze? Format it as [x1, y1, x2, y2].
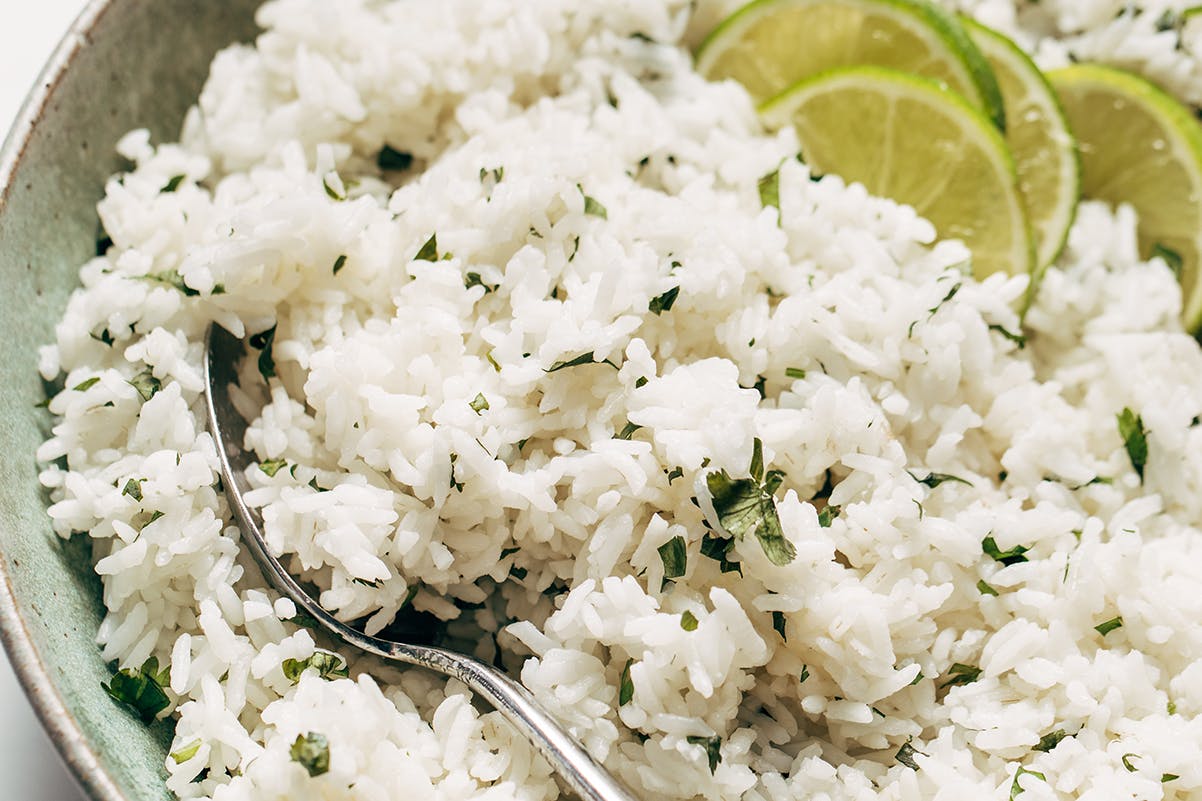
[0, 2, 260, 798]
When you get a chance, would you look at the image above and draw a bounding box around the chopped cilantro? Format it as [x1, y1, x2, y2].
[545, 351, 618, 372]
[982, 536, 1029, 566]
[649, 287, 680, 315]
[1117, 408, 1148, 483]
[1163, 774, 1179, 783]
[161, 175, 186, 193]
[169, 738, 202, 764]
[73, 377, 101, 392]
[332, 254, 347, 275]
[1034, 729, 1068, 753]
[1168, 699, 1178, 715]
[771, 611, 787, 641]
[282, 650, 349, 683]
[817, 505, 841, 528]
[1152, 243, 1183, 277]
[129, 370, 162, 401]
[1095, 616, 1123, 636]
[581, 189, 608, 219]
[758, 168, 781, 210]
[635, 376, 649, 388]
[989, 324, 1027, 349]
[1121, 753, 1138, 772]
[705, 439, 796, 566]
[464, 272, 498, 293]
[102, 656, 171, 723]
[510, 565, 528, 580]
[248, 325, 277, 381]
[322, 176, 345, 201]
[929, 282, 961, 316]
[657, 536, 687, 579]
[290, 732, 330, 777]
[940, 663, 981, 689]
[896, 739, 925, 770]
[680, 610, 699, 631]
[799, 665, 810, 684]
[259, 458, 288, 478]
[415, 234, 439, 262]
[977, 579, 999, 597]
[685, 735, 722, 774]
[122, 478, 143, 502]
[91, 328, 115, 346]
[469, 393, 489, 414]
[785, 367, 806, 380]
[1010, 767, 1046, 800]
[377, 145, 413, 171]
[142, 269, 200, 297]
[616, 422, 642, 441]
[699, 533, 742, 575]
[909, 670, 925, 686]
[619, 659, 634, 705]
[909, 470, 973, 489]
[666, 467, 684, 484]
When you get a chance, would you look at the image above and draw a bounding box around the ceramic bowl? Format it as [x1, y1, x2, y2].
[0, 2, 260, 798]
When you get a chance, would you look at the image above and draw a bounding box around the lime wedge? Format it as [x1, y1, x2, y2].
[965, 20, 1079, 274]
[761, 66, 1033, 279]
[1049, 64, 1202, 331]
[696, 0, 1005, 129]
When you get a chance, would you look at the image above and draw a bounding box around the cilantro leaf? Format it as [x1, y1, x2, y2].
[248, 325, 277, 381]
[142, 269, 199, 297]
[122, 478, 143, 502]
[983, 536, 1029, 566]
[977, 579, 999, 597]
[1095, 616, 1123, 636]
[896, 739, 925, 771]
[939, 663, 981, 689]
[758, 168, 780, 210]
[705, 439, 795, 566]
[1034, 729, 1068, 753]
[657, 536, 687, 579]
[332, 254, 347, 275]
[1117, 408, 1148, 483]
[649, 287, 680, 315]
[128, 370, 161, 401]
[169, 738, 202, 764]
[619, 659, 634, 705]
[290, 732, 330, 777]
[1010, 767, 1046, 800]
[582, 194, 608, 219]
[545, 352, 619, 372]
[988, 324, 1027, 349]
[680, 610, 698, 631]
[377, 145, 413, 171]
[282, 650, 349, 683]
[817, 505, 841, 528]
[685, 735, 722, 774]
[909, 471, 974, 489]
[771, 611, 787, 641]
[699, 533, 742, 575]
[161, 175, 186, 193]
[415, 234, 439, 262]
[102, 656, 171, 722]
[73, 377, 101, 392]
[259, 458, 287, 478]
[469, 393, 489, 414]
[616, 422, 642, 441]
[1152, 242, 1183, 278]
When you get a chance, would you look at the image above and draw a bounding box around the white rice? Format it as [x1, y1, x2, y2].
[36, 0, 1202, 798]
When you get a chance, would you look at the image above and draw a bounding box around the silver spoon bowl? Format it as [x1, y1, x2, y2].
[204, 323, 636, 801]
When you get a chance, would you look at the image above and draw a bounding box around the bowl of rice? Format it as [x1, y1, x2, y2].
[3, 0, 1202, 799]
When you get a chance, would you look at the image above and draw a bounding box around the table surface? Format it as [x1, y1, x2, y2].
[3, 2, 108, 799]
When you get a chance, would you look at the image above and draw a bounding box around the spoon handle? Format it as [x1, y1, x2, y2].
[204, 324, 638, 801]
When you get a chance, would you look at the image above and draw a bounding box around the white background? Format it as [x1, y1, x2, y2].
[3, 2, 106, 799]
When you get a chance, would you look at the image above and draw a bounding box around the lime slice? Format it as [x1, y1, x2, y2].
[965, 20, 1079, 274]
[761, 66, 1033, 279]
[1049, 64, 1202, 332]
[696, 0, 1005, 129]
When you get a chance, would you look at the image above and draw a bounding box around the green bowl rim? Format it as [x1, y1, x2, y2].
[0, 1, 129, 798]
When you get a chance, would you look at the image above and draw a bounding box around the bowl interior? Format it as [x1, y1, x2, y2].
[0, 2, 261, 798]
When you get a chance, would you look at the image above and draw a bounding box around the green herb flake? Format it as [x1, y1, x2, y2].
[649, 286, 680, 315]
[464, 272, 498, 293]
[680, 610, 699, 631]
[989, 324, 1028, 349]
[322, 176, 345, 201]
[939, 663, 981, 689]
[545, 351, 618, 373]
[657, 536, 687, 579]
[1152, 243, 1184, 277]
[415, 234, 439, 262]
[1163, 773, 1180, 783]
[248, 325, 277, 381]
[909, 470, 974, 489]
[771, 611, 787, 641]
[896, 739, 925, 770]
[799, 665, 810, 684]
[1034, 729, 1068, 753]
[1095, 616, 1124, 637]
[469, 393, 490, 414]
[758, 168, 781, 210]
[290, 732, 330, 778]
[1121, 753, 1139, 772]
[122, 478, 144, 502]
[616, 422, 643, 441]
[977, 579, 999, 597]
[161, 174, 186, 193]
[332, 254, 347, 275]
[685, 735, 722, 774]
[102, 656, 171, 723]
[705, 439, 796, 566]
[817, 505, 841, 528]
[699, 532, 742, 575]
[282, 649, 349, 683]
[91, 328, 116, 346]
[983, 535, 1030, 566]
[128, 370, 162, 402]
[169, 738, 202, 764]
[619, 659, 634, 706]
[1168, 699, 1177, 715]
[667, 467, 684, 484]
[1117, 408, 1148, 483]
[1009, 767, 1046, 800]
[73, 376, 101, 392]
[141, 268, 200, 297]
[510, 565, 528, 580]
[929, 282, 962, 316]
[259, 458, 288, 478]
[909, 670, 925, 686]
[582, 194, 608, 219]
[377, 145, 413, 171]
[785, 367, 806, 380]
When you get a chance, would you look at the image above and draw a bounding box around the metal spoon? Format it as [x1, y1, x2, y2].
[203, 323, 637, 801]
